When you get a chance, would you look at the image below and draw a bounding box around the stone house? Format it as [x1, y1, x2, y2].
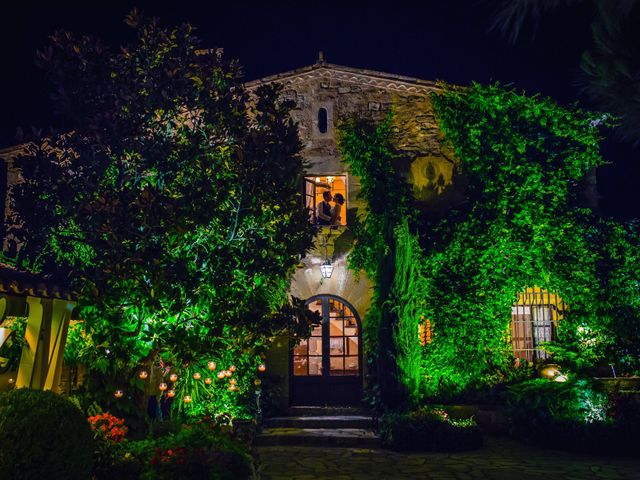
[0, 57, 576, 405]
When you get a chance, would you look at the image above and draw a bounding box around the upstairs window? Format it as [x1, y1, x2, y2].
[304, 175, 347, 226]
[511, 287, 565, 362]
[318, 108, 328, 134]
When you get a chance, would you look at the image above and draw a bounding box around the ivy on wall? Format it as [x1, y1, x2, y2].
[338, 82, 640, 406]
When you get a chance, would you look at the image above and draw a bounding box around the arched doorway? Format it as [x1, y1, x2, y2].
[290, 295, 363, 406]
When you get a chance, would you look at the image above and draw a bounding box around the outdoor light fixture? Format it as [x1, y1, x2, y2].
[320, 260, 334, 278]
[169, 373, 178, 382]
[167, 390, 175, 398]
[217, 371, 225, 379]
[205, 377, 213, 385]
[114, 390, 124, 399]
[193, 372, 201, 380]
[7, 378, 14, 384]
[224, 370, 232, 377]
[207, 361, 217, 371]
[258, 363, 266, 372]
[183, 395, 192, 403]
[138, 370, 148, 380]
[159, 383, 167, 391]
[229, 365, 237, 373]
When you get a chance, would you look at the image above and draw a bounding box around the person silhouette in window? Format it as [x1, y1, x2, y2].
[330, 193, 345, 225]
[317, 190, 333, 225]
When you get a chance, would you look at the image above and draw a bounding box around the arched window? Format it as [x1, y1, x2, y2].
[318, 107, 328, 134]
[511, 287, 565, 362]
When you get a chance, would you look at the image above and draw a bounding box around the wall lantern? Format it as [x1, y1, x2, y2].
[138, 370, 148, 380]
[320, 260, 334, 278]
[207, 361, 217, 371]
[159, 383, 168, 391]
[169, 373, 178, 382]
[114, 390, 124, 399]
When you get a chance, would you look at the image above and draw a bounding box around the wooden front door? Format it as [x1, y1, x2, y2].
[290, 295, 362, 406]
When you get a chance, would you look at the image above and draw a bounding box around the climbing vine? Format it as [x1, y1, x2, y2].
[339, 82, 640, 405]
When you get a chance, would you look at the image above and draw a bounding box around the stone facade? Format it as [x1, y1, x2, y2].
[246, 59, 461, 408]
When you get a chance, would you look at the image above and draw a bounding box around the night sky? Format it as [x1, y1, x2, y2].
[1, 1, 638, 218]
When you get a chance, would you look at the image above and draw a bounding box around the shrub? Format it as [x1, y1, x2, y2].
[507, 378, 640, 455]
[95, 422, 254, 480]
[89, 412, 128, 444]
[379, 406, 483, 452]
[0, 388, 94, 480]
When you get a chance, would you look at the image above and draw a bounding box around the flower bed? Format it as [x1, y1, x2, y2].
[379, 406, 483, 452]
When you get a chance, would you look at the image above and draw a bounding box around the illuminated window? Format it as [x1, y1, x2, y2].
[318, 107, 328, 134]
[303, 175, 347, 226]
[419, 317, 431, 346]
[511, 287, 565, 362]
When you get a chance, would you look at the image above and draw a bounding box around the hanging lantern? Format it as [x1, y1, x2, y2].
[159, 383, 168, 391]
[254, 379, 262, 386]
[224, 370, 232, 378]
[217, 371, 226, 379]
[205, 377, 213, 385]
[229, 365, 237, 373]
[193, 372, 202, 380]
[207, 361, 217, 371]
[183, 395, 192, 403]
[114, 389, 124, 398]
[320, 260, 334, 278]
[169, 373, 178, 382]
[138, 370, 148, 380]
[228, 385, 239, 392]
[167, 390, 176, 398]
[229, 378, 237, 385]
[258, 363, 267, 373]
[7, 378, 15, 384]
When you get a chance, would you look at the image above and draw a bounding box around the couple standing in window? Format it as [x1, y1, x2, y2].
[317, 190, 344, 226]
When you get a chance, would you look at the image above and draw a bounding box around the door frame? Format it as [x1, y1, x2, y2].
[289, 294, 363, 406]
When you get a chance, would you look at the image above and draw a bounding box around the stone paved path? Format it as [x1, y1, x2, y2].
[256, 435, 640, 480]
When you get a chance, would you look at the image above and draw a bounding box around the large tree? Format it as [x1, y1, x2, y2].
[10, 12, 314, 380]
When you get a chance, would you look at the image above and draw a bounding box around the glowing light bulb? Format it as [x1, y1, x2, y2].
[229, 378, 237, 385]
[193, 372, 201, 380]
[167, 390, 175, 398]
[169, 373, 178, 382]
[183, 395, 192, 403]
[217, 371, 225, 379]
[138, 370, 148, 380]
[208, 361, 216, 371]
[114, 390, 124, 398]
[258, 364, 266, 373]
[224, 370, 232, 378]
[205, 377, 213, 385]
[229, 365, 237, 373]
[159, 383, 167, 391]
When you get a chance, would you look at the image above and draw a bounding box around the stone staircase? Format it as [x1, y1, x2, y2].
[254, 406, 381, 448]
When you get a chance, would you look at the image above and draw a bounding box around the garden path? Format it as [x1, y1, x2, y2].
[256, 434, 640, 480]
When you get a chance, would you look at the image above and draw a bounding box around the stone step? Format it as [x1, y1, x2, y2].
[254, 427, 381, 448]
[264, 415, 374, 429]
[284, 406, 368, 417]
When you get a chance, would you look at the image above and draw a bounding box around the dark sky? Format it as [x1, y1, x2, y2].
[1, 0, 638, 218]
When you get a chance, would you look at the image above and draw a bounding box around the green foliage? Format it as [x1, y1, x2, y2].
[337, 113, 413, 408]
[0, 316, 26, 372]
[170, 354, 262, 421]
[94, 422, 253, 480]
[506, 377, 640, 454]
[10, 12, 313, 412]
[391, 219, 427, 405]
[0, 388, 94, 480]
[379, 406, 483, 452]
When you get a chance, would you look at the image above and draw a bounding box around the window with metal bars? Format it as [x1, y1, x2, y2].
[511, 287, 565, 362]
